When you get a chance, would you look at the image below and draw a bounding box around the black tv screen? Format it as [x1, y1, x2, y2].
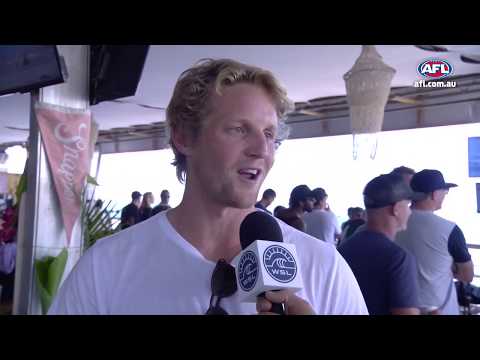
[90, 45, 149, 105]
[0, 45, 64, 96]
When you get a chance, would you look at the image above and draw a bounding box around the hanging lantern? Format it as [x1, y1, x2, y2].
[343, 45, 396, 159]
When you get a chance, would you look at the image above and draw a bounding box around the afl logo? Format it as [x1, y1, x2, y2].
[238, 251, 258, 291]
[263, 245, 297, 283]
[417, 59, 453, 79]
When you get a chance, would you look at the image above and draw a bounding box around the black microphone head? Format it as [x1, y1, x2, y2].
[239, 211, 283, 249]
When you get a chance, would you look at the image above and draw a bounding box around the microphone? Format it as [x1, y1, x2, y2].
[234, 211, 303, 315]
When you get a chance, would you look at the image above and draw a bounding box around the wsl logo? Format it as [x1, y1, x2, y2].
[238, 251, 259, 291]
[417, 59, 453, 79]
[263, 245, 297, 283]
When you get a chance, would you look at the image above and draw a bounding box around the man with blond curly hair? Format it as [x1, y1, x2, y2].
[50, 58, 367, 315]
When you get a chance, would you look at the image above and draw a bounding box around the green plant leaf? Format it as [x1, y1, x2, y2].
[34, 248, 68, 314]
[34, 256, 55, 315]
[86, 174, 99, 186]
[16, 168, 28, 204]
[47, 248, 68, 295]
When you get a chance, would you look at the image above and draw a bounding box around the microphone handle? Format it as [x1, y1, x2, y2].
[259, 292, 285, 315]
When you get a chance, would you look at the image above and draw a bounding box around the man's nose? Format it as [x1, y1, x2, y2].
[245, 130, 270, 158]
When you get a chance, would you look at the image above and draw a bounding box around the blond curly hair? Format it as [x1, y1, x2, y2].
[167, 58, 294, 183]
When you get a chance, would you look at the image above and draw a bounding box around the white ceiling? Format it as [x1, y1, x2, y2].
[1, 45, 480, 145]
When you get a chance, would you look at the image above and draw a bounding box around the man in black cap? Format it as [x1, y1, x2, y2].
[338, 173, 422, 315]
[120, 191, 142, 230]
[276, 185, 315, 232]
[396, 169, 474, 315]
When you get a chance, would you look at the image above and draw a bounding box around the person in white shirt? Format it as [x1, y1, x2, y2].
[303, 188, 341, 246]
[48, 58, 368, 315]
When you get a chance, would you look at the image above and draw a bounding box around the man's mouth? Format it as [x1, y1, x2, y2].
[238, 168, 261, 181]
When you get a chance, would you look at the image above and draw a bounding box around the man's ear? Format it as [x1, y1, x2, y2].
[390, 203, 400, 217]
[171, 126, 194, 156]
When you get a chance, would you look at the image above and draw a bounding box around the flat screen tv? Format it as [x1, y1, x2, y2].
[0, 45, 65, 96]
[90, 45, 149, 105]
[469, 137, 480, 177]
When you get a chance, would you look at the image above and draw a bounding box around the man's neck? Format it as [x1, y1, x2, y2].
[366, 218, 396, 241]
[411, 202, 435, 211]
[166, 185, 253, 263]
[290, 205, 305, 217]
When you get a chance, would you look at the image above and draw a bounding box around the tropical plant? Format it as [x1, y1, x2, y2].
[82, 177, 120, 251]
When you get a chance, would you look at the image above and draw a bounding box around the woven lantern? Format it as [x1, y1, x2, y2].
[343, 45, 396, 159]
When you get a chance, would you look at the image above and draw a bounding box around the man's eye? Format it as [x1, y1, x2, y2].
[264, 131, 274, 139]
[229, 127, 245, 134]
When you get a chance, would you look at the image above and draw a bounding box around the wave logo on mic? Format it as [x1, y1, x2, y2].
[263, 245, 297, 283]
[238, 251, 259, 291]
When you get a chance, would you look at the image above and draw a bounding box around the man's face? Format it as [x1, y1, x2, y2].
[302, 197, 315, 213]
[393, 200, 411, 231]
[264, 196, 275, 207]
[162, 192, 170, 204]
[433, 188, 448, 210]
[134, 198, 141, 208]
[186, 83, 278, 209]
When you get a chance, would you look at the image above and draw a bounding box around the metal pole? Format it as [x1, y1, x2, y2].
[13, 45, 90, 314]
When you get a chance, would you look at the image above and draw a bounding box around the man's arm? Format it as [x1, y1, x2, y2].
[391, 307, 420, 315]
[453, 261, 474, 283]
[389, 251, 420, 315]
[290, 217, 306, 232]
[448, 225, 474, 283]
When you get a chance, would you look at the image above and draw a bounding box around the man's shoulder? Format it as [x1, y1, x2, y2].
[123, 203, 137, 213]
[277, 218, 336, 261]
[341, 230, 392, 253]
[91, 212, 169, 259]
[409, 210, 456, 233]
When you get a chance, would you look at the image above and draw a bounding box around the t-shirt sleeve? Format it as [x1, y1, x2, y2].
[447, 225, 471, 263]
[323, 250, 369, 315]
[48, 247, 101, 315]
[388, 249, 419, 310]
[332, 213, 341, 235]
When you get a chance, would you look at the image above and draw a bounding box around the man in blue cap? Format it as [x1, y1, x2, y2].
[396, 169, 474, 315]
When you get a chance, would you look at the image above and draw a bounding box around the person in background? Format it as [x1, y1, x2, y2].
[139, 192, 155, 222]
[273, 205, 286, 218]
[303, 187, 341, 246]
[255, 188, 276, 214]
[339, 207, 366, 245]
[152, 190, 171, 216]
[341, 207, 355, 232]
[275, 185, 315, 232]
[339, 173, 422, 315]
[396, 169, 474, 315]
[352, 166, 416, 237]
[120, 191, 142, 229]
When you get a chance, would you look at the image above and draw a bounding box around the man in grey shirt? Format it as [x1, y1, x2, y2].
[396, 169, 474, 315]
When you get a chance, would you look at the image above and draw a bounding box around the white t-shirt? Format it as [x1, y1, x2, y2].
[48, 210, 368, 315]
[303, 209, 341, 246]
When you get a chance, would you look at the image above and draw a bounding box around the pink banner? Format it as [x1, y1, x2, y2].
[36, 105, 91, 246]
